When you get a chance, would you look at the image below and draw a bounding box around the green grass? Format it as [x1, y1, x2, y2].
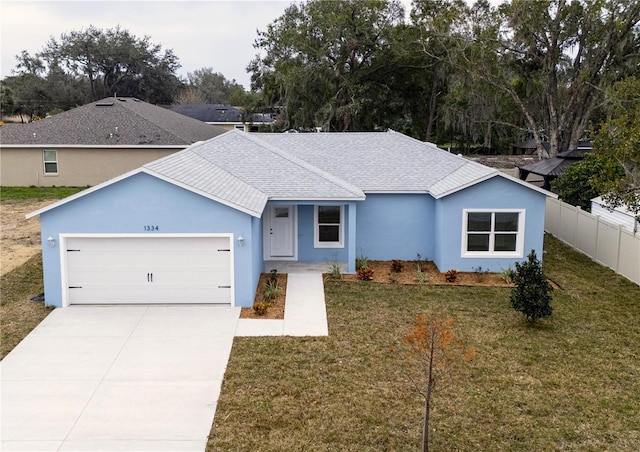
[208, 235, 640, 451]
[0, 256, 53, 360]
[1, 186, 86, 202]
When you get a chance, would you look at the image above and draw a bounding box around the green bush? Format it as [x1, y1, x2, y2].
[510, 250, 553, 322]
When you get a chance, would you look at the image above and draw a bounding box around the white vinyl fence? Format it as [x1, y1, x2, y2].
[545, 197, 640, 286]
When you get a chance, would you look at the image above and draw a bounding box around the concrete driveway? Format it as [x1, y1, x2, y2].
[1, 305, 241, 451]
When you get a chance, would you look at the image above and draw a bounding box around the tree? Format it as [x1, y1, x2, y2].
[510, 250, 553, 322]
[37, 25, 182, 104]
[401, 313, 475, 452]
[551, 153, 623, 211]
[592, 77, 640, 225]
[248, 0, 406, 131]
[185, 68, 246, 105]
[426, 0, 640, 157]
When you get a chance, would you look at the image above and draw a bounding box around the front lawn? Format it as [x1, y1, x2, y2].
[208, 235, 640, 451]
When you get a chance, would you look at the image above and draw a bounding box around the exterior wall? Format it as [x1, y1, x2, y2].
[433, 176, 547, 272]
[0, 146, 180, 186]
[296, 204, 350, 263]
[39, 172, 258, 307]
[356, 193, 435, 261]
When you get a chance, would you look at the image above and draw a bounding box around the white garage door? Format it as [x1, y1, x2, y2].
[64, 236, 232, 305]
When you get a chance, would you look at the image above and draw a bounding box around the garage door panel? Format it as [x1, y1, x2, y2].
[65, 236, 232, 305]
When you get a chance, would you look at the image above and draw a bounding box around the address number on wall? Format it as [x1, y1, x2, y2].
[144, 225, 159, 231]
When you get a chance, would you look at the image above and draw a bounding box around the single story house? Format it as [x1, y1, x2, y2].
[169, 104, 274, 132]
[28, 130, 554, 308]
[0, 97, 226, 186]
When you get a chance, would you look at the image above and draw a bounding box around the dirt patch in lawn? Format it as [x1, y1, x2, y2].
[240, 273, 288, 319]
[337, 260, 513, 287]
[0, 200, 53, 276]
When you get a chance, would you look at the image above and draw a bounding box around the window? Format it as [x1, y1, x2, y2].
[462, 210, 524, 257]
[43, 150, 58, 175]
[314, 205, 344, 248]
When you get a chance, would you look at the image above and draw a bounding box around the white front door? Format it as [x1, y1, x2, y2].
[266, 205, 296, 259]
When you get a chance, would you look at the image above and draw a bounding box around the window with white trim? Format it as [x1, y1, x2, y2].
[43, 150, 58, 175]
[462, 210, 524, 257]
[314, 205, 344, 248]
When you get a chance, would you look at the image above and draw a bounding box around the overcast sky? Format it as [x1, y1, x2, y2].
[1, 0, 416, 89]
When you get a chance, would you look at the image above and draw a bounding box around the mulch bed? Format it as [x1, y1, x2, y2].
[240, 273, 287, 320]
[338, 260, 514, 287]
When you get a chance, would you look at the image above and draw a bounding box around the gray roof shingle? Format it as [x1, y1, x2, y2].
[29, 130, 552, 219]
[0, 97, 226, 146]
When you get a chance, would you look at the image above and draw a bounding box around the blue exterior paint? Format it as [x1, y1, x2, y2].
[433, 176, 547, 272]
[356, 194, 435, 261]
[295, 204, 350, 263]
[39, 172, 259, 308]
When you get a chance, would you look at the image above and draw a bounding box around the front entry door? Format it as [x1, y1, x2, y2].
[268, 205, 295, 258]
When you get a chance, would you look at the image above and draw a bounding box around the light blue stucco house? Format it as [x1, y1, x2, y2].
[28, 130, 554, 308]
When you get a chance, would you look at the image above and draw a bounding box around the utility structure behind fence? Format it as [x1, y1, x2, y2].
[545, 197, 640, 286]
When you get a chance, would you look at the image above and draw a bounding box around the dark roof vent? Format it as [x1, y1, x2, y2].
[117, 98, 127, 102]
[96, 102, 114, 107]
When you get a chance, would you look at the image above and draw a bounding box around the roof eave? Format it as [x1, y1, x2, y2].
[432, 172, 558, 199]
[26, 167, 266, 220]
[3, 144, 188, 149]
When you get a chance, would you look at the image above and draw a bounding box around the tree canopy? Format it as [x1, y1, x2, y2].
[3, 26, 182, 116]
[592, 77, 640, 222]
[248, 0, 406, 131]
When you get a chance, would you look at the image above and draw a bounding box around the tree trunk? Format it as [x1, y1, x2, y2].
[425, 74, 439, 142]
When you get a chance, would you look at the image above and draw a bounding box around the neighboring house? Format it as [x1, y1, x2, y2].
[0, 97, 226, 186]
[517, 142, 592, 189]
[169, 104, 274, 132]
[28, 130, 555, 308]
[591, 196, 639, 233]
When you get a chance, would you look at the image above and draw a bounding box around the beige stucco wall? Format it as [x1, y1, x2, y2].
[0, 146, 181, 186]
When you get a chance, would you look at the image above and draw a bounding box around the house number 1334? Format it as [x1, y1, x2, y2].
[144, 225, 159, 231]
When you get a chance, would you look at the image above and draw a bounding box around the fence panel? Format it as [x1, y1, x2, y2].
[545, 198, 640, 286]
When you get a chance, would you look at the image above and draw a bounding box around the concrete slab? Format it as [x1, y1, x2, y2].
[1, 275, 328, 449]
[1, 305, 239, 451]
[65, 380, 220, 442]
[1, 441, 63, 451]
[0, 380, 100, 441]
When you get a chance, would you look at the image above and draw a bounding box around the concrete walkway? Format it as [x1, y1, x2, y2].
[1, 273, 328, 451]
[235, 273, 329, 337]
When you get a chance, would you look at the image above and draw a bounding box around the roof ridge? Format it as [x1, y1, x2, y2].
[234, 130, 364, 197]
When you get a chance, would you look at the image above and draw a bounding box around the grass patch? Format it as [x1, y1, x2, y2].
[1, 186, 86, 202]
[208, 235, 640, 451]
[0, 255, 53, 360]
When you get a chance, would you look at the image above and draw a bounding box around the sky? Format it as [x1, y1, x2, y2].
[0, 0, 415, 90]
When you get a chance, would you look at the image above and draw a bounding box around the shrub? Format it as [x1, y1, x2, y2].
[356, 254, 369, 271]
[444, 269, 459, 283]
[500, 267, 515, 284]
[472, 266, 490, 283]
[357, 268, 374, 281]
[253, 301, 270, 316]
[328, 263, 342, 279]
[263, 279, 279, 302]
[268, 268, 278, 285]
[415, 268, 429, 284]
[391, 259, 404, 273]
[510, 250, 553, 322]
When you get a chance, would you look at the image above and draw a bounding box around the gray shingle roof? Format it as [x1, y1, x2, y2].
[169, 104, 274, 124]
[0, 97, 226, 146]
[144, 130, 365, 216]
[29, 130, 552, 219]
[254, 131, 496, 195]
